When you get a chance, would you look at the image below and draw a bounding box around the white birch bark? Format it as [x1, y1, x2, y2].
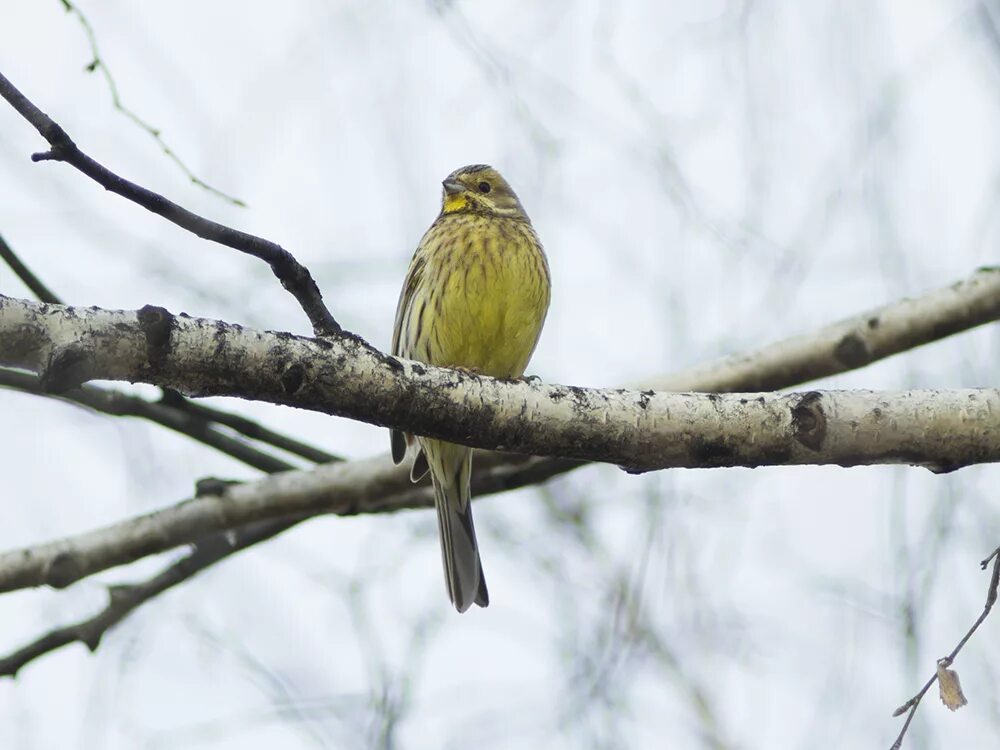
[1, 268, 999, 594]
[2, 292, 998, 472]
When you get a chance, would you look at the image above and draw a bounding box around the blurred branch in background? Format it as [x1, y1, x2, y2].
[56, 0, 245, 206]
[1, 266, 999, 674]
[975, 1, 1000, 65]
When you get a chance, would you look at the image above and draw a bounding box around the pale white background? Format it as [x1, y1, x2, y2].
[1, 1, 999, 748]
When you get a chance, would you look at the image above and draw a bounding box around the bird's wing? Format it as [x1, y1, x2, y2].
[391, 250, 426, 356]
[390, 243, 428, 464]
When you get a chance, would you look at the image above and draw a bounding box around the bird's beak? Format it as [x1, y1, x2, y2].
[442, 178, 464, 195]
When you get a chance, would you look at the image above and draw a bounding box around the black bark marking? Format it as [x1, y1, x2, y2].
[833, 332, 870, 368]
[690, 437, 739, 465]
[45, 551, 84, 589]
[137, 305, 174, 368]
[759, 445, 794, 465]
[567, 386, 588, 413]
[210, 322, 229, 361]
[792, 391, 827, 451]
[281, 363, 305, 394]
[40, 345, 90, 393]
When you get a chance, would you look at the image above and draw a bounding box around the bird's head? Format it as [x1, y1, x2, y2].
[439, 165, 527, 219]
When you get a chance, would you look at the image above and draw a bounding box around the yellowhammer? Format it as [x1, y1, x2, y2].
[391, 164, 551, 612]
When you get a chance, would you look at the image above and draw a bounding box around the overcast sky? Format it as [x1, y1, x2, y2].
[2, 1, 1000, 748]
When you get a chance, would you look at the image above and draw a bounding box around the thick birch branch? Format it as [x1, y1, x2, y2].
[0, 268, 997, 603]
[2, 287, 999, 472]
[0, 452, 571, 596]
[0, 456, 574, 676]
[4, 376, 1000, 595]
[1, 61, 994, 688]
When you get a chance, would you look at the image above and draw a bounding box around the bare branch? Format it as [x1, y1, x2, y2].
[889, 547, 1000, 749]
[0, 455, 565, 674]
[0, 233, 60, 304]
[0, 379, 993, 594]
[0, 368, 300, 474]
[2, 265, 999, 672]
[0, 514, 303, 678]
[0, 69, 340, 336]
[643, 265, 1000, 392]
[0, 224, 340, 666]
[0, 453, 578, 595]
[157, 389, 337, 464]
[2, 293, 999, 472]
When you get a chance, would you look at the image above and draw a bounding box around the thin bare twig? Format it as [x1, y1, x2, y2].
[0, 234, 60, 303]
[57, 0, 246, 206]
[157, 389, 337, 464]
[889, 546, 1000, 749]
[0, 69, 341, 337]
[0, 368, 300, 474]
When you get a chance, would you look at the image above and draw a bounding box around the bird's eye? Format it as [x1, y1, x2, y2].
[478, 181, 492, 194]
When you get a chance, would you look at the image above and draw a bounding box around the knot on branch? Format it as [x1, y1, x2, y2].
[791, 391, 827, 451]
[280, 363, 305, 395]
[195, 477, 242, 497]
[834, 332, 871, 368]
[137, 305, 174, 368]
[689, 437, 739, 467]
[44, 551, 85, 589]
[30, 123, 76, 163]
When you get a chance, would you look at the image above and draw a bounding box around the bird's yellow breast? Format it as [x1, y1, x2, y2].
[408, 214, 550, 378]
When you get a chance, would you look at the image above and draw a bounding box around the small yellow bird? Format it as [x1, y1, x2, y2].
[391, 165, 551, 612]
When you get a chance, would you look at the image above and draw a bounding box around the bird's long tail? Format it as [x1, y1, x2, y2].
[424, 440, 489, 612]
